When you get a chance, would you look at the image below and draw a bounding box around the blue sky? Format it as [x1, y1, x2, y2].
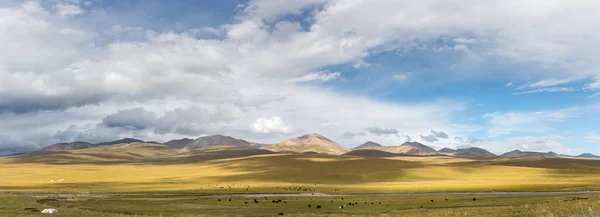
[0, 0, 599, 155]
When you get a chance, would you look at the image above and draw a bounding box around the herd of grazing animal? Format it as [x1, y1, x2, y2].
[209, 184, 480, 212]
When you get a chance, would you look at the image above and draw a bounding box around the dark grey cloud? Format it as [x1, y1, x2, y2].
[154, 104, 241, 136]
[365, 127, 399, 136]
[431, 130, 449, 138]
[341, 126, 399, 139]
[341, 131, 366, 139]
[419, 129, 450, 142]
[420, 134, 438, 142]
[468, 137, 483, 143]
[454, 136, 484, 144]
[103, 108, 157, 130]
[0, 94, 107, 114]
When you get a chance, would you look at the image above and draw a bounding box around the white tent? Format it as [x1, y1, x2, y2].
[41, 208, 58, 214]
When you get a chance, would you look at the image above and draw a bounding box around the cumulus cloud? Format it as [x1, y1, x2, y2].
[3, 0, 599, 154]
[251, 116, 292, 134]
[153, 103, 243, 136]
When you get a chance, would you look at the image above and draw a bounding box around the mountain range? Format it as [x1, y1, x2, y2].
[31, 133, 598, 159]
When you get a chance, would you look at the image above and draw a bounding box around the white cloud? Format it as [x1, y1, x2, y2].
[251, 116, 292, 134]
[470, 135, 568, 154]
[286, 71, 341, 83]
[514, 87, 576, 94]
[484, 108, 580, 137]
[585, 133, 600, 143]
[392, 73, 409, 81]
[352, 59, 371, 69]
[54, 3, 82, 17]
[520, 77, 583, 89]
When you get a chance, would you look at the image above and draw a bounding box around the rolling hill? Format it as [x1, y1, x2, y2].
[262, 133, 349, 155]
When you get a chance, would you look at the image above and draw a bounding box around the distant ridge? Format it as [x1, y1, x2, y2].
[40, 138, 145, 153]
[95, 138, 144, 146]
[578, 153, 600, 158]
[350, 141, 438, 155]
[500, 150, 559, 158]
[263, 133, 349, 155]
[40, 141, 94, 153]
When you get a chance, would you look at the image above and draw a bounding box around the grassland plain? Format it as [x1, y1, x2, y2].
[2, 143, 600, 216]
[2, 148, 600, 193]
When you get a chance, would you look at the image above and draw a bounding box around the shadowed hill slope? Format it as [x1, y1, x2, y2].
[343, 149, 398, 157]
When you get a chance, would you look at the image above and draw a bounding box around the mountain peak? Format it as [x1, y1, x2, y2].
[184, 135, 251, 149]
[352, 141, 383, 150]
[263, 133, 348, 155]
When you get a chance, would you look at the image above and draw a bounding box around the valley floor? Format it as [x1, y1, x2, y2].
[1, 193, 600, 217]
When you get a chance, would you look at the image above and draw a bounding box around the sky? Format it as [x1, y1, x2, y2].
[1, 0, 599, 155]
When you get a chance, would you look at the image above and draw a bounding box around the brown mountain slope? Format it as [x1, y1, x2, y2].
[262, 133, 349, 155]
[40, 141, 94, 153]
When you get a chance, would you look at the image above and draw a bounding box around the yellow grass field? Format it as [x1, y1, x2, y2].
[1, 143, 600, 194]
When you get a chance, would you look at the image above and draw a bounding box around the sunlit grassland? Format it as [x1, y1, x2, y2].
[2, 148, 600, 193]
